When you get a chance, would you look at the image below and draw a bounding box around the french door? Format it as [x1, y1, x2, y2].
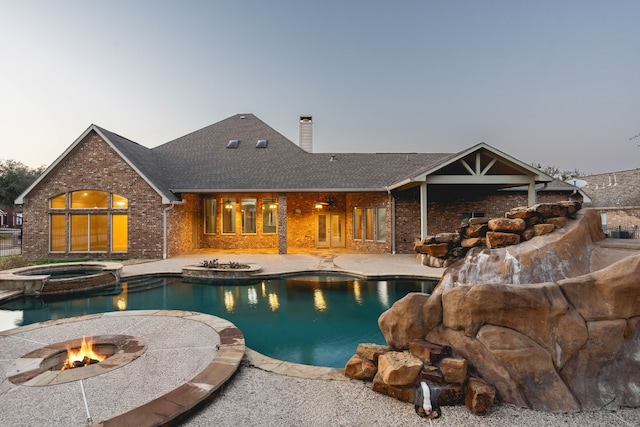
[316, 212, 345, 248]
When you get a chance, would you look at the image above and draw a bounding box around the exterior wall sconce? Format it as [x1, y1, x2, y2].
[224, 199, 233, 210]
[269, 203, 277, 209]
[315, 202, 323, 209]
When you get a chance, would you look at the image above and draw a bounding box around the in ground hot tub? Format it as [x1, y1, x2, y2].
[0, 262, 122, 296]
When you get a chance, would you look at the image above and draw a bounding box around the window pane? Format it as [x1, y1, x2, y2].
[262, 198, 277, 234]
[112, 194, 129, 209]
[50, 194, 66, 209]
[353, 207, 363, 240]
[204, 198, 217, 234]
[50, 214, 65, 251]
[241, 198, 257, 234]
[318, 214, 327, 242]
[71, 190, 108, 209]
[222, 198, 236, 233]
[365, 208, 375, 240]
[70, 214, 88, 251]
[90, 214, 108, 251]
[112, 214, 128, 251]
[377, 207, 386, 241]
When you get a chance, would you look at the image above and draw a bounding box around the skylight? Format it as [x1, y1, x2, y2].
[226, 139, 240, 148]
[256, 139, 268, 148]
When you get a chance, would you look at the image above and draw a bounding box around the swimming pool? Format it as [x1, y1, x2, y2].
[0, 274, 436, 368]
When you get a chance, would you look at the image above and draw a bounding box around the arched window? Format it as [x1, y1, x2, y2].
[49, 191, 129, 253]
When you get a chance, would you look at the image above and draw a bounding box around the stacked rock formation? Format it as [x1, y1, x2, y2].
[344, 341, 496, 416]
[376, 209, 640, 412]
[416, 201, 581, 268]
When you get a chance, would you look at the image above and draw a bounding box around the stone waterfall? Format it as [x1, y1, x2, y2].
[376, 209, 640, 412]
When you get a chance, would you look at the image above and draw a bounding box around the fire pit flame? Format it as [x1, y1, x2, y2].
[61, 337, 106, 370]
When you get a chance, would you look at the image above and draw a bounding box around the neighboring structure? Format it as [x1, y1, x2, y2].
[580, 169, 640, 238]
[16, 114, 579, 260]
[0, 207, 22, 228]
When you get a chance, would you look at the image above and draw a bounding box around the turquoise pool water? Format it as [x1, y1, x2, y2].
[0, 274, 435, 368]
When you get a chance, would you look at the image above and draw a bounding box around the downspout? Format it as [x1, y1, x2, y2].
[388, 189, 396, 254]
[163, 200, 185, 260]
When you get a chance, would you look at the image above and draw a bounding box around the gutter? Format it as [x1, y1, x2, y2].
[163, 200, 185, 260]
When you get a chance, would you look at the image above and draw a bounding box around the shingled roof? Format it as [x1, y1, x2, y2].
[94, 126, 179, 202]
[581, 169, 640, 207]
[152, 114, 452, 192]
[16, 113, 554, 205]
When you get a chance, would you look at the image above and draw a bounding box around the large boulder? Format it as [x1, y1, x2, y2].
[476, 325, 580, 412]
[441, 282, 587, 368]
[560, 317, 640, 410]
[379, 292, 442, 349]
[558, 253, 640, 321]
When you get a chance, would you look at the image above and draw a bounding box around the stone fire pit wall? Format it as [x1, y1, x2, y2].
[375, 208, 640, 413]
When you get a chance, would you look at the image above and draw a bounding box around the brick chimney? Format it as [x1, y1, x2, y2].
[299, 115, 313, 153]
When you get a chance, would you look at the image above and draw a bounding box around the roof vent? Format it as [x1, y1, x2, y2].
[256, 139, 268, 148]
[226, 139, 240, 148]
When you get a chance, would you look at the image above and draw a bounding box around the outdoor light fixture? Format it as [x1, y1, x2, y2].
[224, 199, 233, 210]
[269, 203, 277, 210]
[314, 196, 337, 209]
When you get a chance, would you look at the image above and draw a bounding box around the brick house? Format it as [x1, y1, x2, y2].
[580, 169, 640, 239]
[16, 114, 578, 260]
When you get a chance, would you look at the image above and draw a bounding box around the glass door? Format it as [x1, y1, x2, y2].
[316, 212, 345, 248]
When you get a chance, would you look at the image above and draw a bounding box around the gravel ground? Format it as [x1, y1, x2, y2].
[181, 362, 640, 427]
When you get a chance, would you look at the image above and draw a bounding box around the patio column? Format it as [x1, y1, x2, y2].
[278, 193, 287, 254]
[527, 180, 536, 206]
[420, 182, 428, 239]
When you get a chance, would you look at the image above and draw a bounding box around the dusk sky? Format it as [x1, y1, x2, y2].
[1, 1, 639, 175]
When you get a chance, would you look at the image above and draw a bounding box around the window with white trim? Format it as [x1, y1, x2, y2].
[353, 206, 386, 242]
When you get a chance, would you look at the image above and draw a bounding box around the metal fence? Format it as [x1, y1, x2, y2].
[0, 228, 22, 257]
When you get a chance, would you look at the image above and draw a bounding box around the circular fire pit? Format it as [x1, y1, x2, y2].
[7, 335, 146, 386]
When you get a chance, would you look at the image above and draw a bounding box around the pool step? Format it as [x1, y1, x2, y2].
[0, 289, 23, 304]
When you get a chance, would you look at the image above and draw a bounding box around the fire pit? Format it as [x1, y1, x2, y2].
[7, 335, 146, 386]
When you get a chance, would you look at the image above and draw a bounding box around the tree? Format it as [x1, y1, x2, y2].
[0, 160, 46, 207]
[530, 163, 586, 181]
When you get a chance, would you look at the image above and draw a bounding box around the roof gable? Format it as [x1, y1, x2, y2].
[389, 142, 553, 189]
[16, 125, 178, 204]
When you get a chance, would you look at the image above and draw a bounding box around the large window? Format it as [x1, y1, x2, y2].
[262, 198, 277, 234]
[50, 214, 66, 252]
[222, 198, 236, 234]
[49, 191, 128, 252]
[204, 198, 217, 234]
[241, 198, 257, 234]
[353, 206, 386, 242]
[353, 208, 364, 240]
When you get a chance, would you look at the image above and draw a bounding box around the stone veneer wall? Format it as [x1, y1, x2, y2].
[22, 131, 165, 260]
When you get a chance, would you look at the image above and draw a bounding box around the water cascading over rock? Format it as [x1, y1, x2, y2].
[377, 208, 640, 412]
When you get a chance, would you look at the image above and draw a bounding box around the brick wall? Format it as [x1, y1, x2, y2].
[193, 192, 280, 251]
[393, 187, 422, 253]
[393, 185, 579, 252]
[22, 131, 165, 260]
[346, 192, 392, 254]
[594, 208, 640, 238]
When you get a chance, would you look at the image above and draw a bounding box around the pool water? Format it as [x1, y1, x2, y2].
[0, 274, 435, 368]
